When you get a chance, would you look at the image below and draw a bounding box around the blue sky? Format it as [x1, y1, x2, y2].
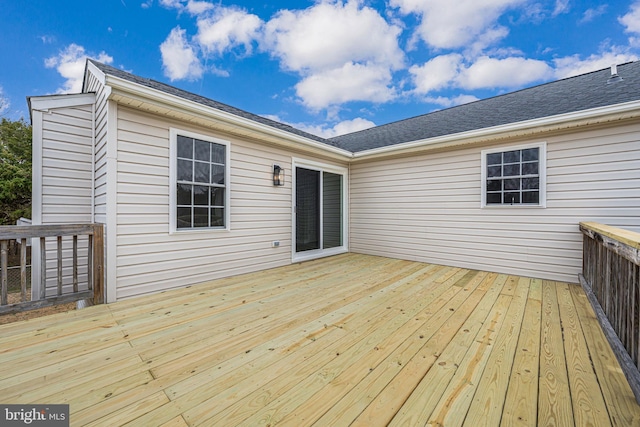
[2, 0, 640, 137]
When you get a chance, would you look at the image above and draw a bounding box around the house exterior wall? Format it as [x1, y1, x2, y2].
[113, 107, 348, 299]
[31, 101, 94, 295]
[84, 69, 110, 225]
[349, 122, 640, 283]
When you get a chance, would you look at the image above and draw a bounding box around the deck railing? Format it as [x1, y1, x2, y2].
[580, 221, 640, 402]
[0, 224, 104, 314]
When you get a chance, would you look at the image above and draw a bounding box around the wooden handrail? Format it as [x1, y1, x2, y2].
[0, 223, 104, 313]
[580, 221, 640, 403]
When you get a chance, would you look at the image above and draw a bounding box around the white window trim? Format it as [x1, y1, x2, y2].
[480, 141, 547, 208]
[169, 128, 231, 233]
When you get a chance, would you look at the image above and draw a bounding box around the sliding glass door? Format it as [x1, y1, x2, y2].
[294, 161, 347, 260]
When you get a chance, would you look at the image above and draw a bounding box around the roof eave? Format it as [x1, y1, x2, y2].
[352, 100, 640, 161]
[103, 74, 353, 160]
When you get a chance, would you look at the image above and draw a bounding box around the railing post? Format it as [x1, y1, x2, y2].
[92, 224, 104, 305]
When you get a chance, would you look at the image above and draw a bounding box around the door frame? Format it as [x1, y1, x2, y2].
[292, 158, 349, 263]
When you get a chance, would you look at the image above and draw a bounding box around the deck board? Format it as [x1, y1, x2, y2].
[1, 253, 639, 426]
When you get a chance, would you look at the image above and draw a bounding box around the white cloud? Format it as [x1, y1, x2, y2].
[195, 6, 261, 55]
[329, 118, 377, 136]
[552, 0, 570, 16]
[410, 54, 463, 94]
[0, 86, 9, 116]
[159, 0, 183, 10]
[553, 51, 639, 78]
[422, 94, 479, 108]
[263, 0, 404, 73]
[410, 54, 552, 94]
[40, 35, 55, 44]
[579, 5, 607, 24]
[263, 115, 375, 138]
[45, 44, 113, 93]
[160, 26, 204, 81]
[390, 0, 523, 50]
[295, 62, 395, 109]
[620, 2, 640, 34]
[186, 0, 214, 15]
[457, 56, 553, 89]
[261, 0, 403, 109]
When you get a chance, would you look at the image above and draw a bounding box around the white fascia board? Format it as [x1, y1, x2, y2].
[29, 93, 96, 112]
[353, 100, 640, 160]
[104, 75, 353, 159]
[82, 61, 106, 92]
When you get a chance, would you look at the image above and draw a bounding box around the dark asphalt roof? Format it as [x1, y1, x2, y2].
[87, 60, 340, 148]
[330, 61, 640, 152]
[88, 60, 640, 154]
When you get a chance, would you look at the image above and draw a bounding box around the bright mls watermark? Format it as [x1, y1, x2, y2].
[1, 405, 69, 426]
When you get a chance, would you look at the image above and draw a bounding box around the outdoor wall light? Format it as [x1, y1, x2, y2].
[273, 164, 285, 186]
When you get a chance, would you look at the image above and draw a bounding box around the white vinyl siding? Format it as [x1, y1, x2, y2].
[33, 102, 94, 296]
[349, 122, 640, 283]
[114, 107, 348, 299]
[84, 70, 109, 225]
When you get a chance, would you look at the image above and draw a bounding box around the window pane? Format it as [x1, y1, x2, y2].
[177, 136, 192, 159]
[194, 162, 209, 183]
[523, 191, 539, 204]
[487, 165, 502, 178]
[503, 150, 520, 163]
[210, 188, 224, 207]
[522, 148, 539, 161]
[504, 178, 520, 190]
[486, 153, 502, 165]
[177, 184, 192, 205]
[211, 144, 225, 164]
[522, 162, 539, 175]
[193, 207, 209, 227]
[522, 177, 539, 190]
[177, 207, 192, 228]
[486, 193, 502, 204]
[194, 139, 210, 162]
[503, 164, 520, 176]
[193, 185, 209, 205]
[177, 159, 192, 181]
[504, 192, 520, 204]
[211, 208, 224, 227]
[486, 179, 501, 192]
[211, 164, 225, 184]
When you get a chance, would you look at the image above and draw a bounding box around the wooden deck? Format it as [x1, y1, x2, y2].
[1, 253, 639, 426]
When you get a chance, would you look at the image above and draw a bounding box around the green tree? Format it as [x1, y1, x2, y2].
[0, 118, 32, 225]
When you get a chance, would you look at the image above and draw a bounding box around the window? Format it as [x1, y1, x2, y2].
[481, 142, 546, 207]
[170, 129, 230, 232]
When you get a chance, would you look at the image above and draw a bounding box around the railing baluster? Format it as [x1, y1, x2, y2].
[40, 236, 46, 301]
[73, 235, 78, 293]
[88, 234, 93, 292]
[20, 238, 27, 302]
[1, 240, 7, 306]
[57, 235, 62, 296]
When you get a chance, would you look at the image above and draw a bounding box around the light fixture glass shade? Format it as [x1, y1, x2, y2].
[273, 165, 284, 186]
